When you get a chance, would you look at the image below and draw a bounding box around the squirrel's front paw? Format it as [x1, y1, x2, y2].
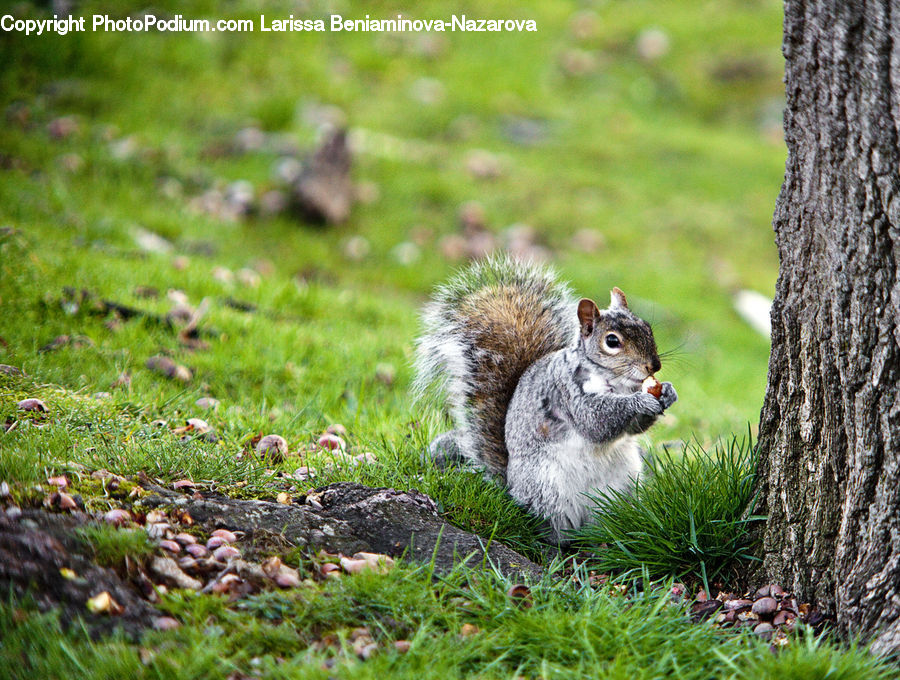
[634, 392, 664, 416]
[659, 382, 677, 409]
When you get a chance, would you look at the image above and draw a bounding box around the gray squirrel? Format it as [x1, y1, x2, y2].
[414, 255, 676, 544]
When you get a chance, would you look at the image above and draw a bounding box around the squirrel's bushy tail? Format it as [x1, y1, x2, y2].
[414, 255, 577, 477]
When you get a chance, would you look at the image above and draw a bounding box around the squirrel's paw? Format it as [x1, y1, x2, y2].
[634, 392, 665, 416]
[659, 382, 677, 409]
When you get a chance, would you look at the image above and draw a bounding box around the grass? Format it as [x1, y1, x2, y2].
[76, 523, 155, 568]
[3, 563, 895, 680]
[573, 436, 763, 590]
[0, 0, 894, 677]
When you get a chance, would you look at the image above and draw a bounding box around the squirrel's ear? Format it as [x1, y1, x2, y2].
[610, 287, 629, 310]
[577, 298, 600, 336]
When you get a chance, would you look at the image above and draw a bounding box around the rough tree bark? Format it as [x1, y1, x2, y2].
[756, 0, 900, 655]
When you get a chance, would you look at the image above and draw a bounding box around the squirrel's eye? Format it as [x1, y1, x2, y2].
[605, 334, 621, 349]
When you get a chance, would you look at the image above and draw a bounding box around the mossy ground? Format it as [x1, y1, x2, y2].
[0, 1, 893, 678]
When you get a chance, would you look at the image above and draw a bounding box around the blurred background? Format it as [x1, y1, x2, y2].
[0, 0, 785, 447]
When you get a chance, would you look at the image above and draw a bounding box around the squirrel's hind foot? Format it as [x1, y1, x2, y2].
[425, 430, 467, 469]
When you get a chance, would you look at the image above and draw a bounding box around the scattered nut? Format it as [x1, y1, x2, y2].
[211, 529, 237, 543]
[86, 591, 123, 615]
[506, 584, 533, 608]
[146, 356, 192, 383]
[459, 623, 480, 637]
[317, 434, 345, 451]
[158, 540, 181, 554]
[641, 376, 663, 399]
[152, 616, 181, 631]
[103, 508, 132, 526]
[57, 492, 78, 511]
[195, 397, 220, 410]
[212, 545, 241, 562]
[185, 544, 209, 559]
[752, 597, 778, 618]
[256, 434, 288, 459]
[17, 398, 46, 412]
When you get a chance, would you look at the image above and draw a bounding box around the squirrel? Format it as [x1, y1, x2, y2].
[413, 255, 676, 544]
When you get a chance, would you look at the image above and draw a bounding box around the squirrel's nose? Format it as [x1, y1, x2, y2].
[648, 357, 661, 374]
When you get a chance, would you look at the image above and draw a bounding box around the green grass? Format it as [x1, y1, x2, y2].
[76, 523, 155, 568]
[573, 436, 763, 590]
[0, 0, 892, 677]
[3, 563, 895, 680]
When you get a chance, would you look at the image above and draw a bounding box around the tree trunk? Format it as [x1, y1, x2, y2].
[756, 0, 900, 655]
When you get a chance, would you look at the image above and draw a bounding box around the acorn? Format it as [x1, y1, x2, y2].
[641, 376, 663, 399]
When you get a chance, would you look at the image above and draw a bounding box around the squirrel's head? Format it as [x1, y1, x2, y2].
[577, 288, 661, 390]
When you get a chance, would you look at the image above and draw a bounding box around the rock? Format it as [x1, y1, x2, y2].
[0, 508, 161, 636]
[140, 482, 542, 580]
[291, 129, 353, 224]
